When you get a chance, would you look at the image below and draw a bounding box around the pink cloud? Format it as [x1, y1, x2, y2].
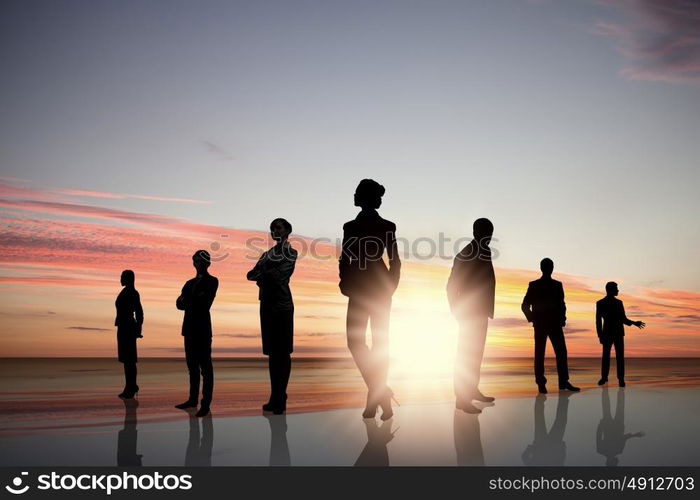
[53, 188, 212, 204]
[594, 0, 700, 84]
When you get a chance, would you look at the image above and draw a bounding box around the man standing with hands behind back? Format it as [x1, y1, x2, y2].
[176, 250, 219, 417]
[447, 217, 497, 415]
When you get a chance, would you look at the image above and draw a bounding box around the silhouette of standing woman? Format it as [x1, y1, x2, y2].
[339, 179, 401, 420]
[247, 218, 297, 415]
[175, 250, 218, 417]
[115, 270, 143, 399]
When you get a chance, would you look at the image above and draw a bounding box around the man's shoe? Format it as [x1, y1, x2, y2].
[473, 389, 495, 403]
[619, 380, 626, 387]
[263, 394, 287, 413]
[559, 382, 580, 392]
[537, 383, 547, 394]
[598, 378, 608, 386]
[175, 400, 198, 410]
[195, 406, 210, 417]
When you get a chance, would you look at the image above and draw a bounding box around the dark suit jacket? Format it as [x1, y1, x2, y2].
[177, 273, 218, 337]
[521, 278, 566, 327]
[339, 209, 401, 298]
[446, 240, 495, 319]
[247, 241, 297, 311]
[596, 296, 633, 339]
[115, 287, 143, 334]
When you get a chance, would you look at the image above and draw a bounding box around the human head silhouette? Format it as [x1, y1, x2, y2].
[354, 179, 385, 210]
[605, 281, 619, 297]
[270, 218, 292, 242]
[540, 258, 554, 278]
[120, 270, 135, 287]
[192, 250, 211, 273]
[472, 218, 494, 245]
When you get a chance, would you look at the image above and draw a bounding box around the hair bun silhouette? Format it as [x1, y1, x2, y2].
[355, 179, 385, 209]
[193, 249, 211, 262]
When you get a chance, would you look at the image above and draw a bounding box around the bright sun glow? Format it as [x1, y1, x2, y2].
[390, 285, 458, 377]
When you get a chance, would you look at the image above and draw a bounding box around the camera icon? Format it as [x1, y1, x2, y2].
[209, 234, 230, 262]
[5, 472, 29, 494]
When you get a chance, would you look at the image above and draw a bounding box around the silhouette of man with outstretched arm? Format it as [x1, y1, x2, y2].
[175, 250, 218, 417]
[596, 282, 645, 387]
[521, 258, 579, 394]
[447, 218, 496, 414]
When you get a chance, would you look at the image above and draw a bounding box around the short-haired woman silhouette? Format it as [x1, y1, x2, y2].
[115, 270, 143, 399]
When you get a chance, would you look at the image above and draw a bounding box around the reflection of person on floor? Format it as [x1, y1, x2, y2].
[596, 387, 644, 466]
[185, 413, 213, 466]
[453, 410, 484, 466]
[117, 398, 142, 466]
[264, 414, 291, 466]
[522, 394, 570, 466]
[354, 419, 396, 466]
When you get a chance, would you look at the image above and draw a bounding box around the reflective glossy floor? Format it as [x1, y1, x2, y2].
[2, 386, 698, 466]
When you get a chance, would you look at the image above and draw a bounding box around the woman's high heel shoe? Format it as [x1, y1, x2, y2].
[263, 394, 287, 413]
[118, 384, 139, 399]
[379, 387, 399, 421]
[362, 390, 378, 418]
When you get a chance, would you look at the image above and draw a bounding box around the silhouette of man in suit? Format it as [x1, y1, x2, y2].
[522, 393, 570, 466]
[175, 250, 218, 417]
[596, 282, 645, 387]
[339, 179, 401, 420]
[596, 387, 644, 466]
[521, 258, 579, 394]
[447, 218, 496, 414]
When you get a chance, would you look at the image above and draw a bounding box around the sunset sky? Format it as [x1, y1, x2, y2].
[1, 1, 699, 363]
